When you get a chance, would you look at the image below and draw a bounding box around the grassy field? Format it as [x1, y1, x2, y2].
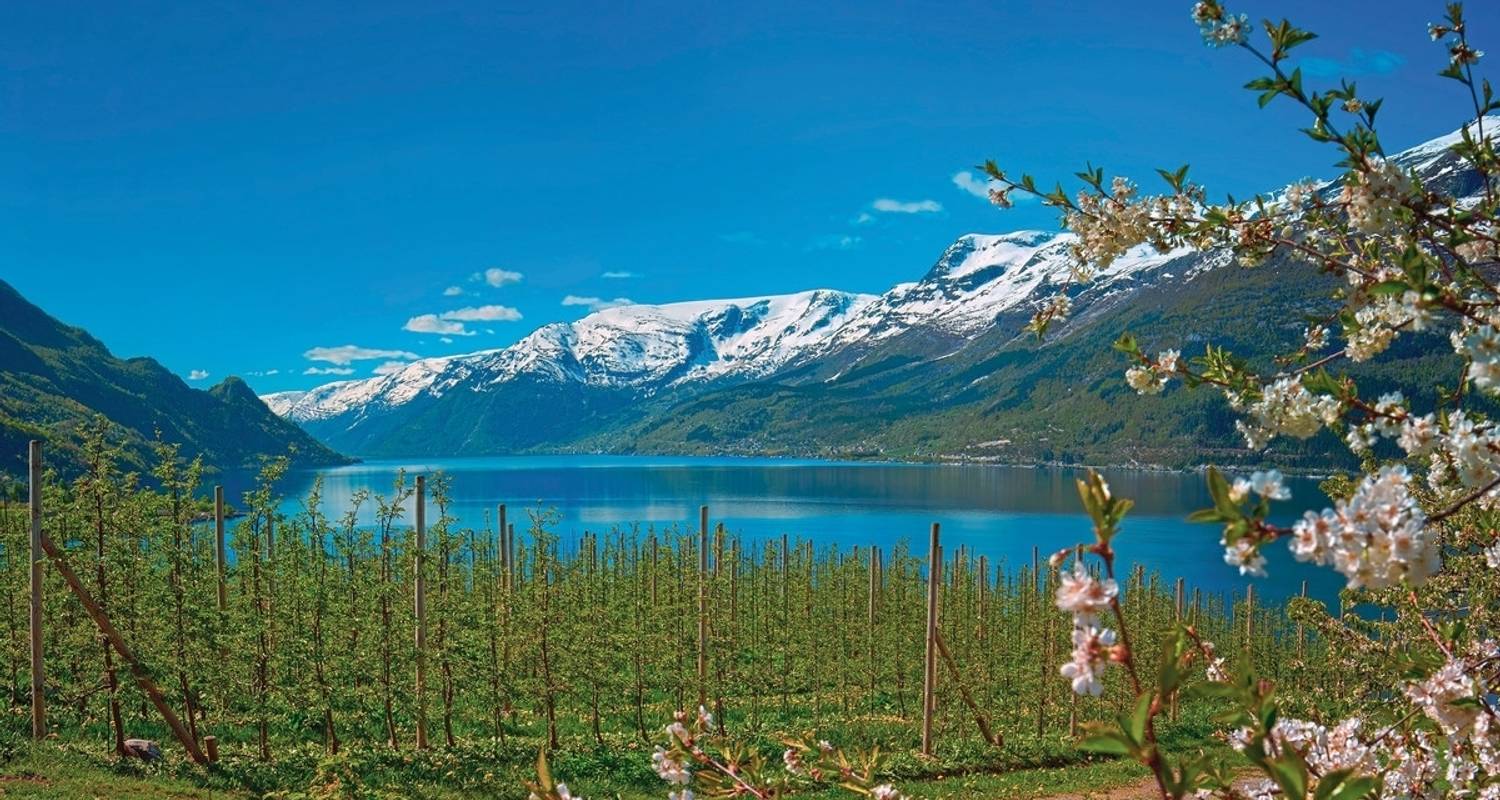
[0, 742, 1154, 799]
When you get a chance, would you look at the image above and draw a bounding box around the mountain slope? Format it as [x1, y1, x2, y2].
[0, 279, 350, 477]
[267, 118, 1491, 466]
[263, 290, 876, 455]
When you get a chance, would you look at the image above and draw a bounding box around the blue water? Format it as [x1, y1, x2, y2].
[250, 455, 1341, 608]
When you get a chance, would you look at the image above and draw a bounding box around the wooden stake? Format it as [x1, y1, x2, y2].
[696, 505, 708, 710]
[507, 524, 516, 589]
[414, 476, 429, 750]
[1245, 584, 1256, 655]
[37, 533, 208, 764]
[933, 629, 998, 747]
[921, 523, 940, 757]
[27, 441, 45, 740]
[203, 735, 219, 763]
[498, 504, 508, 592]
[1296, 580, 1308, 661]
[867, 545, 879, 713]
[214, 486, 227, 612]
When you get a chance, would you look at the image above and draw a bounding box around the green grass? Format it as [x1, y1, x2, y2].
[0, 741, 1153, 800]
[0, 744, 249, 799]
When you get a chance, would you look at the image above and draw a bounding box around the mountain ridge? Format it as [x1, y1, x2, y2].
[264, 118, 1492, 466]
[0, 278, 351, 478]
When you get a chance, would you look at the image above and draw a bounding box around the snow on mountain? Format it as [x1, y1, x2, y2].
[816, 230, 1190, 355]
[266, 290, 875, 424]
[265, 117, 1491, 436]
[264, 237, 1194, 426]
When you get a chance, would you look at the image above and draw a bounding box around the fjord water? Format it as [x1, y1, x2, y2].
[271, 455, 1340, 608]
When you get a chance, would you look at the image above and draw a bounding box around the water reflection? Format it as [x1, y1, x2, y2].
[224, 455, 1341, 609]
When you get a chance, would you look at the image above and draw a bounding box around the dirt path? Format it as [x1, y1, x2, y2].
[1036, 777, 1163, 800]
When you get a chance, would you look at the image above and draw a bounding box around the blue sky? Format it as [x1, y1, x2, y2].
[4, 0, 1497, 393]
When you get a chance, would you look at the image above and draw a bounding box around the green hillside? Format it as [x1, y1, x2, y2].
[0, 278, 350, 478]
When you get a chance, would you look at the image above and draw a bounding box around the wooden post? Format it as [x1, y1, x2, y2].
[37, 534, 208, 764]
[214, 486, 227, 612]
[697, 505, 708, 710]
[868, 545, 879, 712]
[27, 440, 45, 740]
[1296, 580, 1308, 661]
[507, 524, 516, 589]
[414, 476, 429, 749]
[977, 554, 988, 643]
[1172, 576, 1186, 722]
[203, 735, 220, 762]
[1245, 584, 1256, 655]
[266, 511, 275, 627]
[921, 523, 940, 757]
[933, 630, 998, 747]
[498, 504, 509, 592]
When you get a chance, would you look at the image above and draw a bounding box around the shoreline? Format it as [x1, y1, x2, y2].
[293, 446, 1345, 481]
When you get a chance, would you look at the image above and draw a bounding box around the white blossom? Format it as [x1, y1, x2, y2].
[1236, 376, 1340, 448]
[1126, 365, 1166, 395]
[1221, 537, 1267, 577]
[1054, 561, 1119, 625]
[653, 746, 692, 785]
[1249, 469, 1290, 500]
[1060, 624, 1117, 696]
[1288, 465, 1439, 590]
[1398, 413, 1438, 456]
[1340, 157, 1409, 235]
[1455, 324, 1500, 392]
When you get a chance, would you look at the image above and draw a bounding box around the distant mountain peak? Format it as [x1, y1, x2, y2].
[262, 116, 1494, 460]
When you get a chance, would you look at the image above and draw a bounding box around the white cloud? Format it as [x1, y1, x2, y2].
[404, 304, 522, 337]
[247, 369, 281, 377]
[601, 270, 637, 279]
[188, 369, 210, 381]
[304, 345, 420, 366]
[404, 314, 474, 336]
[853, 212, 875, 225]
[808, 234, 863, 251]
[472, 267, 523, 287]
[952, 170, 1033, 203]
[872, 198, 942, 214]
[440, 304, 523, 322]
[304, 366, 355, 376]
[439, 337, 453, 344]
[951, 170, 992, 198]
[372, 361, 409, 376]
[562, 295, 634, 311]
[443, 285, 464, 296]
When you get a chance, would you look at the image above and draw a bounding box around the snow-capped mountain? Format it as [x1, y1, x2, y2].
[264, 289, 875, 428]
[263, 226, 1199, 456]
[811, 231, 1192, 362]
[264, 117, 1494, 460]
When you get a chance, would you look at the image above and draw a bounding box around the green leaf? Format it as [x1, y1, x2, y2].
[1314, 768, 1353, 800]
[1079, 727, 1134, 756]
[1326, 776, 1379, 800]
[1267, 749, 1310, 799]
[1187, 508, 1225, 524]
[1125, 692, 1152, 747]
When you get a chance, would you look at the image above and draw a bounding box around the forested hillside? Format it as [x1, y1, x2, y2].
[0, 279, 350, 478]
